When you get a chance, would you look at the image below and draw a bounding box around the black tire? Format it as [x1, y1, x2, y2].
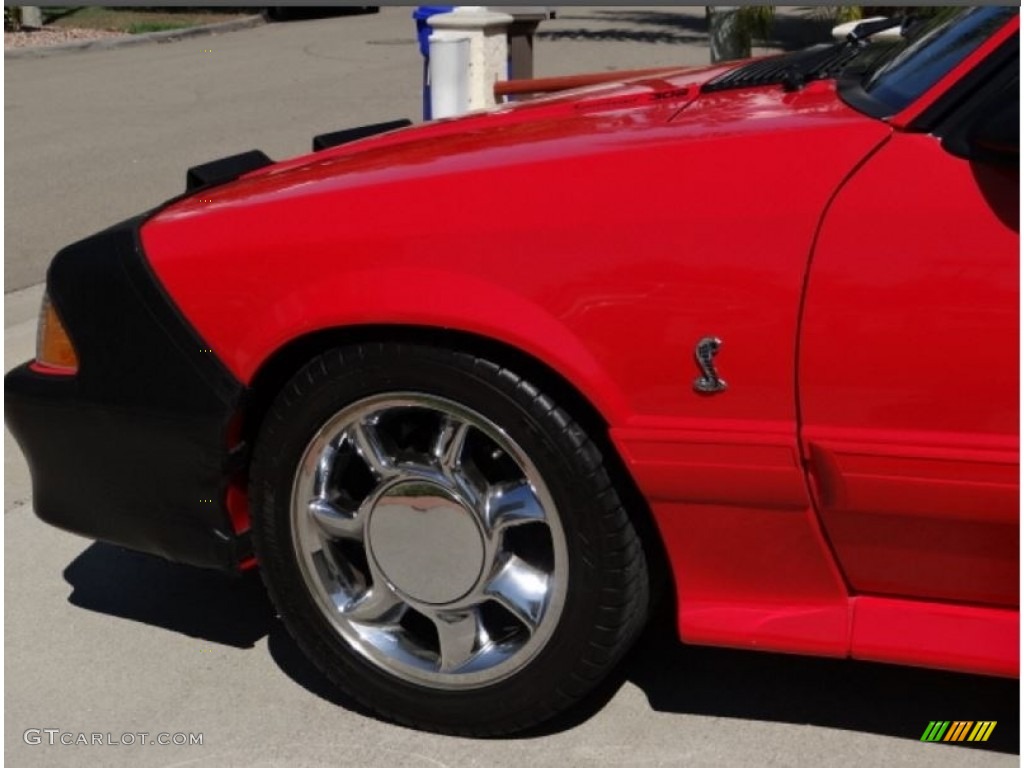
[249, 342, 649, 735]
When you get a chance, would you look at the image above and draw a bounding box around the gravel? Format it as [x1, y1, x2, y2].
[5, 27, 128, 49]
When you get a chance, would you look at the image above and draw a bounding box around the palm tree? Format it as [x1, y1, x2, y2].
[706, 6, 775, 63]
[706, 6, 876, 63]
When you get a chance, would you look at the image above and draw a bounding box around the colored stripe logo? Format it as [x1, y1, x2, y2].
[921, 721, 996, 742]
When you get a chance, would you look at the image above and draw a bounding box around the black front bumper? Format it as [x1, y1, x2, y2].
[5, 218, 250, 570]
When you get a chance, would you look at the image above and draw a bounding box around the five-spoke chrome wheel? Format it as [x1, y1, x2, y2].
[290, 393, 568, 689]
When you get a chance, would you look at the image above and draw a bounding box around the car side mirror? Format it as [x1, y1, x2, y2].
[967, 102, 1019, 168]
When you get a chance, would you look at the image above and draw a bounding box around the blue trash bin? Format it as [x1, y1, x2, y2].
[413, 6, 454, 120]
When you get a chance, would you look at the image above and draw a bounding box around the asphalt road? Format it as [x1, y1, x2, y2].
[4, 5, 830, 292]
[4, 8, 1019, 767]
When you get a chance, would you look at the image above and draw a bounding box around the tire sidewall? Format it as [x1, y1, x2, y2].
[251, 345, 637, 731]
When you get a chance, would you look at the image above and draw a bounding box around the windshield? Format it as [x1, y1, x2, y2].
[841, 6, 1017, 116]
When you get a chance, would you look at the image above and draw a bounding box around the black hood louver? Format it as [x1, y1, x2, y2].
[312, 119, 412, 152]
[185, 150, 273, 193]
[702, 43, 864, 93]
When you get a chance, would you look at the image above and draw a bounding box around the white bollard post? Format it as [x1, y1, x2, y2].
[427, 7, 513, 115]
[20, 6, 43, 28]
[429, 33, 471, 119]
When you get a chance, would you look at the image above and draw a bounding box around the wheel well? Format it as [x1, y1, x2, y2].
[241, 325, 673, 606]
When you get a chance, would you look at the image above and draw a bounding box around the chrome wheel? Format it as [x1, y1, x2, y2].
[253, 344, 651, 734]
[290, 393, 569, 689]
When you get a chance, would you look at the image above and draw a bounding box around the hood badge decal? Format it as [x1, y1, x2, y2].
[693, 336, 727, 394]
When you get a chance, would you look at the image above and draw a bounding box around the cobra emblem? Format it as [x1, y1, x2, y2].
[693, 336, 727, 394]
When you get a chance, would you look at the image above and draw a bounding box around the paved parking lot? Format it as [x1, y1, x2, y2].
[4, 8, 1019, 766]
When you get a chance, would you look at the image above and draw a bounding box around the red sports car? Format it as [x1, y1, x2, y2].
[6, 7, 1018, 735]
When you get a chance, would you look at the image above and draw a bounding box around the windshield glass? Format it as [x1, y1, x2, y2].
[844, 6, 1017, 115]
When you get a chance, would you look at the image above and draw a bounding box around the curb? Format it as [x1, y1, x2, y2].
[5, 283, 45, 330]
[5, 14, 266, 60]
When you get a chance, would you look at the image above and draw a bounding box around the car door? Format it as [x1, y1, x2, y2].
[798, 66, 1019, 609]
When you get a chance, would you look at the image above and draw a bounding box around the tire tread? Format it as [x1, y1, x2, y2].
[250, 343, 650, 736]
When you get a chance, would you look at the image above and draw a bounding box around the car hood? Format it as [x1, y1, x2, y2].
[141, 58, 893, 391]
[156, 60, 873, 219]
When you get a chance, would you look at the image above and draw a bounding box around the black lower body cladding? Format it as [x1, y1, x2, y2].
[4, 217, 250, 570]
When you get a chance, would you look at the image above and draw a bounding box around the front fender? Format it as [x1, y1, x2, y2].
[253, 267, 629, 422]
[137, 239, 632, 426]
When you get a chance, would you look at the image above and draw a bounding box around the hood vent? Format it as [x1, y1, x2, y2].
[702, 44, 862, 93]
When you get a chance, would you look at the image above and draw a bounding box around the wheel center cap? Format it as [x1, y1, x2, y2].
[367, 480, 485, 605]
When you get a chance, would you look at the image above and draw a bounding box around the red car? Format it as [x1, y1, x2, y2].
[6, 7, 1018, 735]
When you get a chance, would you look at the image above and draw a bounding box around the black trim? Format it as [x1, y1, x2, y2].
[4, 218, 250, 570]
[912, 32, 1019, 133]
[702, 43, 861, 94]
[835, 72, 895, 121]
[312, 119, 412, 152]
[185, 150, 273, 193]
[838, 14, 1020, 127]
[937, 59, 1019, 164]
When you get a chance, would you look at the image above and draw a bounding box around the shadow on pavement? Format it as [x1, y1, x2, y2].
[263, 6, 380, 23]
[63, 542, 275, 649]
[266, 622, 376, 720]
[64, 543, 1019, 752]
[524, 609, 1019, 753]
[540, 9, 836, 52]
[538, 28, 705, 46]
[538, 11, 706, 47]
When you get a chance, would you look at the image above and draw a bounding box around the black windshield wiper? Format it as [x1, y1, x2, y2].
[781, 16, 914, 90]
[703, 15, 910, 94]
[778, 17, 910, 90]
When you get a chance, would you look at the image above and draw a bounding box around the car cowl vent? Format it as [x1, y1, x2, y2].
[702, 44, 862, 93]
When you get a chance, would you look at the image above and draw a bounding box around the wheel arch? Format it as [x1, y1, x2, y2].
[239, 324, 673, 605]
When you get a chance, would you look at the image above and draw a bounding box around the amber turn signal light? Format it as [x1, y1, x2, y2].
[36, 293, 79, 372]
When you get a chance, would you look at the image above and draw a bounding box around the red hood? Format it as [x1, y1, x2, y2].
[153, 61, 878, 221]
[262, 62, 735, 171]
[142, 58, 892, 391]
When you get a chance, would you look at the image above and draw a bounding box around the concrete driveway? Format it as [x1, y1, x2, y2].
[4, 7, 1019, 767]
